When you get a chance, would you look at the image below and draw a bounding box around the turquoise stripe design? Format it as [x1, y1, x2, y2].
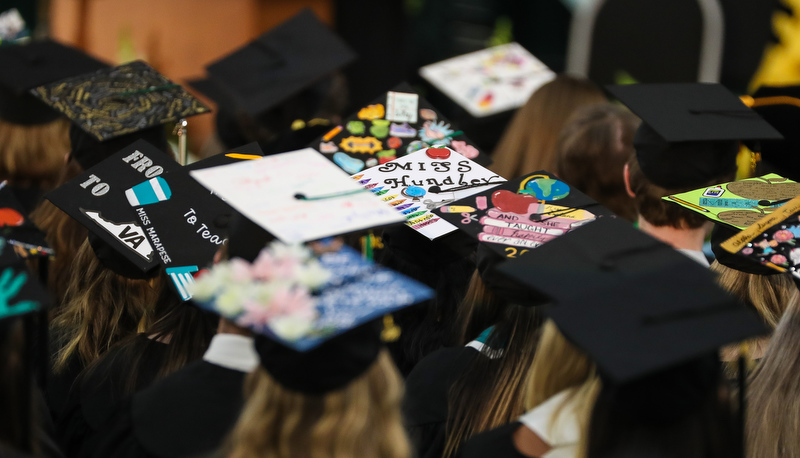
[154, 177, 172, 199]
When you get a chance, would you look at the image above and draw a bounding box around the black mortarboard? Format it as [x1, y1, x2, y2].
[710, 224, 781, 275]
[607, 83, 782, 189]
[745, 85, 800, 182]
[194, 9, 356, 117]
[309, 82, 493, 172]
[435, 170, 615, 260]
[69, 122, 169, 171]
[0, 39, 107, 125]
[0, 184, 53, 263]
[191, 243, 434, 394]
[141, 143, 265, 300]
[46, 139, 182, 276]
[496, 217, 767, 382]
[31, 60, 209, 141]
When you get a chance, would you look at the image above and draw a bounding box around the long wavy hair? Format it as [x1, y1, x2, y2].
[29, 159, 88, 304]
[223, 350, 410, 458]
[746, 296, 800, 458]
[50, 238, 158, 372]
[0, 118, 71, 189]
[525, 320, 602, 458]
[79, 272, 217, 396]
[491, 75, 606, 179]
[453, 271, 507, 345]
[442, 304, 544, 458]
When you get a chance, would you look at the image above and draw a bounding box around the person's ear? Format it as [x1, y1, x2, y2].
[623, 163, 635, 198]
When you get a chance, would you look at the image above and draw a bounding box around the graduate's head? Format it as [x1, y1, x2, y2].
[609, 83, 783, 229]
[555, 103, 639, 222]
[0, 117, 71, 189]
[51, 237, 160, 372]
[491, 74, 606, 178]
[224, 349, 408, 458]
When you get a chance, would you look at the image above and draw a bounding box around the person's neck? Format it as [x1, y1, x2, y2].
[637, 216, 708, 252]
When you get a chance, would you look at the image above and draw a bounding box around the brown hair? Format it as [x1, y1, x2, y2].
[29, 159, 88, 305]
[555, 103, 639, 221]
[626, 155, 735, 229]
[50, 238, 158, 372]
[443, 304, 543, 458]
[746, 295, 800, 458]
[0, 118, 71, 189]
[453, 271, 507, 345]
[223, 350, 410, 458]
[491, 75, 606, 179]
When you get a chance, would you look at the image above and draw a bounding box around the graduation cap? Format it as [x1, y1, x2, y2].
[0, 39, 107, 125]
[741, 85, 800, 182]
[46, 139, 183, 276]
[190, 9, 356, 117]
[607, 83, 782, 189]
[0, 183, 53, 262]
[138, 142, 265, 300]
[189, 147, 404, 244]
[190, 241, 434, 394]
[419, 42, 556, 118]
[31, 60, 209, 141]
[717, 195, 800, 280]
[436, 170, 615, 259]
[309, 82, 493, 172]
[710, 224, 781, 276]
[496, 217, 767, 382]
[663, 173, 800, 230]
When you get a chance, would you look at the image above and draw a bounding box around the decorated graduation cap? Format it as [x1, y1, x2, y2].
[436, 170, 614, 259]
[496, 217, 767, 382]
[0, 183, 53, 262]
[189, 147, 404, 244]
[140, 142, 265, 300]
[0, 39, 107, 125]
[348, 146, 504, 240]
[191, 9, 356, 117]
[663, 173, 800, 230]
[310, 82, 493, 174]
[31, 60, 209, 141]
[607, 83, 782, 189]
[718, 195, 800, 280]
[742, 85, 800, 182]
[190, 241, 434, 394]
[47, 139, 182, 276]
[419, 42, 556, 118]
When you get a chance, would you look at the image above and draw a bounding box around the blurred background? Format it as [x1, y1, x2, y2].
[0, 0, 789, 154]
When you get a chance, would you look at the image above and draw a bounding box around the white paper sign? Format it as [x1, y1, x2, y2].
[385, 91, 419, 123]
[419, 43, 556, 117]
[353, 147, 505, 239]
[190, 148, 404, 243]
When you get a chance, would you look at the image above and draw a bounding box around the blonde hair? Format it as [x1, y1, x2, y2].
[711, 260, 796, 330]
[746, 296, 800, 458]
[0, 118, 70, 189]
[525, 320, 601, 458]
[224, 350, 410, 458]
[491, 75, 606, 179]
[50, 238, 158, 372]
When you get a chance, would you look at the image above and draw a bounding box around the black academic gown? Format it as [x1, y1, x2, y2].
[403, 346, 481, 458]
[90, 360, 247, 458]
[57, 336, 168, 458]
[456, 421, 526, 458]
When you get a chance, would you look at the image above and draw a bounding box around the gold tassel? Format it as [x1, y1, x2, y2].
[381, 314, 401, 342]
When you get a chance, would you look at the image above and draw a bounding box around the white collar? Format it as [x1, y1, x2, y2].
[678, 248, 710, 267]
[202, 334, 259, 373]
[518, 389, 580, 455]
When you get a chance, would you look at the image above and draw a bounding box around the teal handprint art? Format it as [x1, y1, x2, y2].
[0, 267, 39, 319]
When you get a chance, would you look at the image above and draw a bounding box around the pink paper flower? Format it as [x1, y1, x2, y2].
[742, 247, 754, 255]
[774, 230, 794, 243]
[770, 254, 788, 265]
